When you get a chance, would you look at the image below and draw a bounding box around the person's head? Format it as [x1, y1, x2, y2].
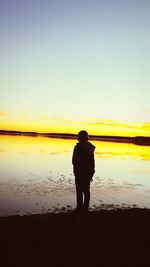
[77, 130, 88, 142]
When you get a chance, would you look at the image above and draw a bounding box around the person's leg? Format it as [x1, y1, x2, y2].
[75, 178, 83, 210]
[83, 182, 90, 212]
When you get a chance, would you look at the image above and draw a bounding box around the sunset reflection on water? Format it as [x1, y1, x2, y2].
[0, 135, 150, 215]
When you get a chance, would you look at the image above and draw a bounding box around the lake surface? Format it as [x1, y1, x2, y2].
[0, 135, 150, 216]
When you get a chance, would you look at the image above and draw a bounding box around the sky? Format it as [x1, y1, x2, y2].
[0, 0, 150, 136]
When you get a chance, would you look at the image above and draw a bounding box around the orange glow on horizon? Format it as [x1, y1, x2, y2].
[0, 114, 150, 137]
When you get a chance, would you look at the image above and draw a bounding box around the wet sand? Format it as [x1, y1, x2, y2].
[1, 209, 150, 267]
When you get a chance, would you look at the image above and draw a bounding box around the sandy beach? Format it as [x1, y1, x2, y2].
[1, 208, 150, 267]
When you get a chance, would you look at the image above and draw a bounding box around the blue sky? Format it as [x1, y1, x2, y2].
[0, 0, 150, 134]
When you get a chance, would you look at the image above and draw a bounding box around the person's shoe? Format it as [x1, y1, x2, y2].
[74, 207, 82, 214]
[82, 206, 89, 215]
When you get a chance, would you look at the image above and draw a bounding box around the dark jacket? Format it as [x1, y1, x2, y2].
[72, 141, 95, 177]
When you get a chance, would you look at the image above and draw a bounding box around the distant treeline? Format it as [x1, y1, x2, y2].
[0, 130, 150, 145]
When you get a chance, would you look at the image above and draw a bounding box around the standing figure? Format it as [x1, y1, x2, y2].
[72, 130, 95, 214]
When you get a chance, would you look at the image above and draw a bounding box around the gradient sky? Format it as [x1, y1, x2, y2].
[0, 0, 150, 135]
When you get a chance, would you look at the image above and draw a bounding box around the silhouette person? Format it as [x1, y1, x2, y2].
[72, 130, 95, 214]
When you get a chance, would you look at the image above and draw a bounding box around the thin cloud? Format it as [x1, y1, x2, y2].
[40, 116, 50, 120]
[142, 122, 150, 129]
[40, 116, 67, 121]
[86, 119, 119, 127]
[40, 116, 76, 123]
[84, 119, 150, 131]
[0, 112, 8, 116]
[0, 148, 5, 153]
[51, 117, 76, 123]
[51, 116, 65, 120]
[85, 119, 133, 128]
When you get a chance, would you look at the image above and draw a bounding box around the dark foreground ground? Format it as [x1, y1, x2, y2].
[1, 209, 150, 267]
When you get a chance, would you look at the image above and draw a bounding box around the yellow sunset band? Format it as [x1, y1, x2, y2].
[0, 115, 149, 137]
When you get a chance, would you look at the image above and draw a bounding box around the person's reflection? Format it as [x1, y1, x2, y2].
[72, 130, 95, 215]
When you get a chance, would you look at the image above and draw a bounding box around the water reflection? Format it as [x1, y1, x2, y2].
[0, 135, 150, 215]
[94, 140, 150, 160]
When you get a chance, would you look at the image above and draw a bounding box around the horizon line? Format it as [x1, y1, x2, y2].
[0, 129, 150, 145]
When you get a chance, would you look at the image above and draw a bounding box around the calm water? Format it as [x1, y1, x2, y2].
[0, 135, 150, 216]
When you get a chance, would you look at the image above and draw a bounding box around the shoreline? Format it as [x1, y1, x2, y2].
[0, 203, 144, 218]
[0, 206, 149, 218]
